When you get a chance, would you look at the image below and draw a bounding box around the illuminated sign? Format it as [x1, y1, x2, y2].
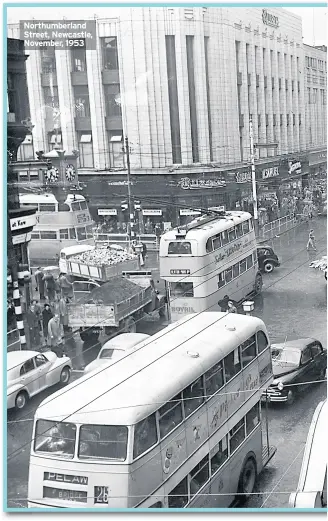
[262, 166, 279, 179]
[178, 177, 226, 190]
[288, 161, 302, 175]
[170, 269, 191, 275]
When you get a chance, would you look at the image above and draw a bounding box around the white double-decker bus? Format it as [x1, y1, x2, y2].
[159, 211, 262, 322]
[289, 400, 327, 509]
[28, 312, 275, 509]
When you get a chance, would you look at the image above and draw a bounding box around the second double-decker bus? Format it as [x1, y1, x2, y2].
[159, 211, 263, 322]
[19, 193, 95, 263]
[28, 312, 276, 509]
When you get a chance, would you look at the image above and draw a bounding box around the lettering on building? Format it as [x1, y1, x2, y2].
[178, 176, 226, 190]
[262, 9, 279, 28]
[262, 166, 279, 179]
[288, 161, 302, 175]
[235, 170, 252, 184]
[171, 306, 195, 314]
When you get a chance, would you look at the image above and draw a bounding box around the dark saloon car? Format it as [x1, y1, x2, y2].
[265, 338, 327, 405]
[257, 246, 280, 273]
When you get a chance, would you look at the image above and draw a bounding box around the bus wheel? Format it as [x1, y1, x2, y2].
[123, 317, 137, 333]
[255, 273, 263, 294]
[237, 457, 257, 503]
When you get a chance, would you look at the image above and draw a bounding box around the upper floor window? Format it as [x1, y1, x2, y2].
[43, 86, 59, 108]
[74, 86, 90, 118]
[101, 37, 119, 70]
[72, 46, 87, 72]
[40, 48, 56, 73]
[104, 84, 122, 117]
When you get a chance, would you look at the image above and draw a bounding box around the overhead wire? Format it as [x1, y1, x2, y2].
[7, 240, 326, 461]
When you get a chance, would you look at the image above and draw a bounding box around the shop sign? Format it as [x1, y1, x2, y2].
[107, 180, 133, 186]
[12, 232, 32, 245]
[235, 170, 252, 184]
[178, 177, 226, 190]
[288, 161, 302, 175]
[262, 9, 279, 28]
[142, 209, 162, 216]
[98, 209, 117, 216]
[10, 213, 37, 231]
[309, 150, 327, 166]
[262, 166, 279, 179]
[180, 209, 201, 216]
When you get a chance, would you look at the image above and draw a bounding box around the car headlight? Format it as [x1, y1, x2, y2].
[277, 381, 284, 391]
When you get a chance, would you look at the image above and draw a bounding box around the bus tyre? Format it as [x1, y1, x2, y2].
[263, 261, 274, 273]
[60, 366, 71, 385]
[237, 457, 257, 503]
[123, 317, 137, 333]
[255, 273, 263, 294]
[15, 391, 28, 411]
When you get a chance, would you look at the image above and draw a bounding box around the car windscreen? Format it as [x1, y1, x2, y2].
[99, 348, 125, 359]
[271, 347, 301, 366]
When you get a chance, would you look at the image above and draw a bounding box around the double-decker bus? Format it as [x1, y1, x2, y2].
[19, 193, 95, 263]
[289, 400, 327, 509]
[159, 211, 262, 322]
[28, 312, 275, 509]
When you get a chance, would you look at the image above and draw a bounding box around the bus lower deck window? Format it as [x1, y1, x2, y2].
[69, 228, 77, 239]
[229, 418, 246, 454]
[168, 477, 188, 508]
[190, 455, 210, 497]
[210, 436, 228, 473]
[246, 403, 260, 435]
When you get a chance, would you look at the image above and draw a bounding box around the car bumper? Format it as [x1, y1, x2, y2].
[261, 389, 288, 402]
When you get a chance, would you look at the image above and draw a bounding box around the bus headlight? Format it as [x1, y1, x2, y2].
[277, 381, 284, 391]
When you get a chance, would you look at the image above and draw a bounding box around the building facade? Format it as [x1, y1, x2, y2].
[8, 7, 327, 228]
[7, 37, 37, 349]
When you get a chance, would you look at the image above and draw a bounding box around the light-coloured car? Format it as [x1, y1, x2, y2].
[83, 333, 150, 374]
[7, 350, 72, 410]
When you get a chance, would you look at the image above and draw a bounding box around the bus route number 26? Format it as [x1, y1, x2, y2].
[94, 486, 109, 504]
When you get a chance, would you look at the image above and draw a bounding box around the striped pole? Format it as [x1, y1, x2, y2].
[12, 273, 27, 350]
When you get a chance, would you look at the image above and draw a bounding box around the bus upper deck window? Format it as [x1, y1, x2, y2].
[221, 231, 228, 246]
[34, 419, 76, 457]
[206, 238, 213, 252]
[212, 234, 221, 250]
[168, 242, 191, 255]
[242, 220, 250, 234]
[78, 424, 128, 461]
[228, 228, 236, 242]
[80, 200, 87, 210]
[77, 227, 87, 241]
[133, 414, 158, 459]
[236, 224, 243, 238]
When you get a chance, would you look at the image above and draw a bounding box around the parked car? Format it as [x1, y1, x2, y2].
[83, 333, 151, 374]
[257, 246, 280, 273]
[7, 350, 72, 410]
[264, 338, 327, 405]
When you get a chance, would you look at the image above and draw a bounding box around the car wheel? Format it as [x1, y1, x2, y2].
[254, 273, 263, 294]
[60, 366, 71, 385]
[264, 261, 274, 273]
[15, 391, 28, 410]
[286, 389, 295, 405]
[237, 457, 257, 503]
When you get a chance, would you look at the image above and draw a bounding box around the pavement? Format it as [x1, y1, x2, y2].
[6, 216, 327, 509]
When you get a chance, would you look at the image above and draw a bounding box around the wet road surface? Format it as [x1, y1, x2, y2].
[6, 218, 327, 509]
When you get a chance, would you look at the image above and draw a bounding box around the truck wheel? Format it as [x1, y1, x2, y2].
[123, 317, 137, 333]
[263, 261, 274, 273]
[237, 457, 257, 504]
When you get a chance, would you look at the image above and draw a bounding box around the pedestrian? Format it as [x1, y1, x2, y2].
[48, 314, 65, 357]
[227, 301, 238, 314]
[307, 229, 317, 251]
[26, 303, 41, 348]
[34, 267, 45, 300]
[44, 272, 56, 303]
[141, 242, 147, 264]
[218, 295, 230, 312]
[42, 303, 53, 343]
[58, 272, 74, 299]
[7, 299, 16, 331]
[31, 299, 43, 332]
[59, 296, 70, 332]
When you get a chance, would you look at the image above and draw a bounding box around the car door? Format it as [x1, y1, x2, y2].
[19, 358, 41, 397]
[298, 346, 315, 389]
[309, 342, 326, 379]
[33, 354, 52, 391]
